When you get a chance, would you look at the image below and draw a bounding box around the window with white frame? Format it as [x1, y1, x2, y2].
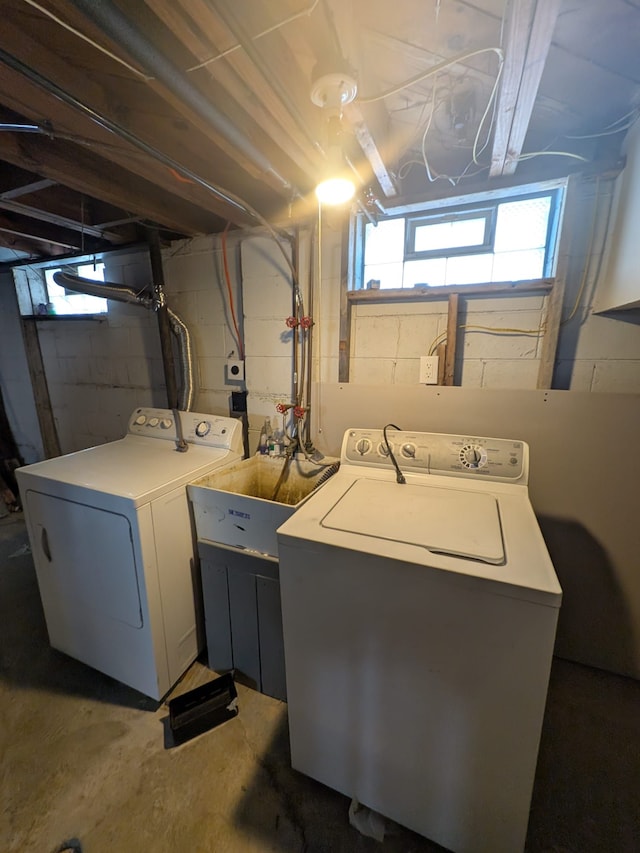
[43, 262, 108, 315]
[355, 187, 563, 290]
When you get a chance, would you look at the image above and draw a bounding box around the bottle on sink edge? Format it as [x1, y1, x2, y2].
[258, 417, 271, 455]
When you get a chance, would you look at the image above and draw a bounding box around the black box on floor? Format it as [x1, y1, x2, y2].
[168, 673, 238, 745]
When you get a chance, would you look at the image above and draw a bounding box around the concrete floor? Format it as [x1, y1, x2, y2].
[1, 513, 638, 853]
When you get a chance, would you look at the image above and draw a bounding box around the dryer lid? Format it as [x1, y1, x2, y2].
[320, 478, 505, 565]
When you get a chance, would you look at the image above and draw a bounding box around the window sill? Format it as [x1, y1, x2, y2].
[23, 314, 108, 321]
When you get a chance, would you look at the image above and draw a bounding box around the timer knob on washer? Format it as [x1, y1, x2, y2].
[355, 438, 371, 455]
[195, 420, 211, 437]
[401, 443, 416, 458]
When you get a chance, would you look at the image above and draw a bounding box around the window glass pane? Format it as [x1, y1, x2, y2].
[491, 249, 545, 282]
[364, 218, 405, 265]
[414, 216, 486, 252]
[403, 258, 447, 288]
[45, 264, 108, 315]
[444, 253, 494, 285]
[363, 261, 404, 290]
[494, 196, 551, 252]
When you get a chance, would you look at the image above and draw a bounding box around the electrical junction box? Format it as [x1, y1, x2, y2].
[225, 359, 245, 382]
[419, 356, 439, 384]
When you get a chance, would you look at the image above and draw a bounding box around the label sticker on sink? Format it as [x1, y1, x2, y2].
[229, 508, 250, 520]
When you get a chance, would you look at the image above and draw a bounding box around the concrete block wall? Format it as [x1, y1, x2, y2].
[0, 272, 43, 463]
[350, 177, 640, 393]
[18, 251, 165, 455]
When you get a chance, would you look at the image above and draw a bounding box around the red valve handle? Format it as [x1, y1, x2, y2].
[293, 406, 307, 419]
[285, 316, 298, 328]
[276, 403, 290, 414]
[299, 316, 313, 330]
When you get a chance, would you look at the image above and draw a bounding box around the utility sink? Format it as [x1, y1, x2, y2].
[188, 454, 335, 557]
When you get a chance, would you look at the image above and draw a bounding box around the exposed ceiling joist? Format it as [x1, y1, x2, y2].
[490, 0, 561, 177]
[0, 128, 219, 235]
[0, 178, 57, 200]
[0, 198, 123, 241]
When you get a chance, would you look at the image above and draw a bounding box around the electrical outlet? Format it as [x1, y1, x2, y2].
[225, 359, 245, 382]
[419, 355, 439, 384]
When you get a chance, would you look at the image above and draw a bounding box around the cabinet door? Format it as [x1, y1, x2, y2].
[24, 490, 143, 653]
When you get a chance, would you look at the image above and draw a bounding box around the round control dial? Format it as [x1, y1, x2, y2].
[378, 442, 392, 457]
[460, 443, 487, 469]
[195, 420, 211, 437]
[160, 418, 172, 429]
[355, 437, 371, 456]
[401, 443, 416, 459]
[148, 417, 159, 427]
[134, 414, 146, 426]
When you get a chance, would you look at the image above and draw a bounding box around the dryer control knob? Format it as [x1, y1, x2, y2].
[378, 442, 391, 457]
[461, 444, 486, 469]
[148, 417, 159, 427]
[134, 414, 146, 426]
[196, 420, 211, 437]
[160, 418, 173, 429]
[355, 438, 371, 456]
[401, 443, 416, 458]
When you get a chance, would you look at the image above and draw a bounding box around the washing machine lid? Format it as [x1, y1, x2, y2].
[320, 478, 505, 565]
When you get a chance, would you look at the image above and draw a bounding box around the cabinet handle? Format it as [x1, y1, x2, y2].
[41, 527, 52, 562]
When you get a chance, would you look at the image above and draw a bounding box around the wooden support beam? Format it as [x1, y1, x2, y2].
[348, 279, 553, 303]
[444, 293, 459, 385]
[490, 0, 561, 177]
[344, 102, 398, 198]
[0, 131, 220, 236]
[537, 178, 576, 388]
[0, 178, 57, 200]
[0, 199, 123, 242]
[149, 0, 320, 184]
[20, 318, 61, 459]
[0, 9, 262, 223]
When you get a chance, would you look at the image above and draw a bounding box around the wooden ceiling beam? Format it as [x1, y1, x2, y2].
[37, 0, 297, 199]
[0, 130, 221, 235]
[490, 0, 561, 177]
[0, 178, 57, 200]
[146, 0, 320, 184]
[0, 211, 88, 251]
[0, 198, 123, 241]
[0, 7, 263, 223]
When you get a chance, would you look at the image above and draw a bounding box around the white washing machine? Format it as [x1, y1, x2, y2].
[277, 428, 562, 853]
[17, 408, 243, 700]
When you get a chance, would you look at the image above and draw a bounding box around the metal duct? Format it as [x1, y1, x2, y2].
[53, 272, 155, 309]
[167, 308, 195, 412]
[70, 0, 294, 194]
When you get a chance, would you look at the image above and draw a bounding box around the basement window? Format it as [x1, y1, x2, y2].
[354, 186, 563, 290]
[43, 262, 108, 316]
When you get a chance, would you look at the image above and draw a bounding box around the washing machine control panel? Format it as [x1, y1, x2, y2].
[342, 429, 528, 484]
[128, 408, 242, 452]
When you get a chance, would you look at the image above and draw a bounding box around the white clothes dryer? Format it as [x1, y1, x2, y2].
[17, 408, 243, 700]
[277, 428, 562, 853]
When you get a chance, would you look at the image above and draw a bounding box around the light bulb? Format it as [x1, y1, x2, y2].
[315, 176, 356, 205]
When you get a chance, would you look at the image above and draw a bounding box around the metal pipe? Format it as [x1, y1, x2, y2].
[53, 272, 155, 308]
[210, 0, 323, 157]
[167, 308, 195, 412]
[304, 224, 316, 448]
[70, 0, 295, 195]
[0, 48, 251, 218]
[147, 231, 178, 410]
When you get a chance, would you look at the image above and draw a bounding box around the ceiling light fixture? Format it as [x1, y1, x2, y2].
[311, 70, 358, 206]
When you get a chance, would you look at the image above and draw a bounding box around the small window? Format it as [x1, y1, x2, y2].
[357, 189, 561, 290]
[43, 262, 108, 315]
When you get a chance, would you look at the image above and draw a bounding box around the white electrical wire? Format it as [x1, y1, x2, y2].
[21, 0, 152, 80]
[358, 46, 504, 104]
[186, 0, 320, 72]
